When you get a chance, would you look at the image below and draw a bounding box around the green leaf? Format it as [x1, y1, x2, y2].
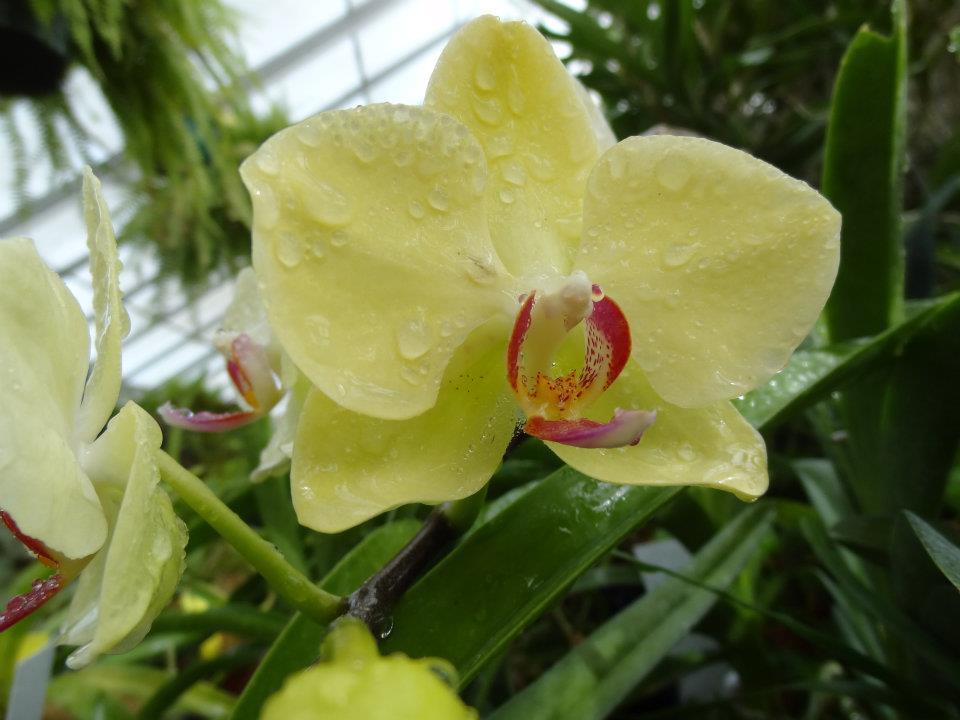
[905, 511, 960, 590]
[381, 468, 680, 686]
[47, 665, 235, 719]
[822, 0, 907, 340]
[735, 292, 960, 430]
[840, 291, 960, 515]
[229, 519, 421, 720]
[487, 504, 773, 720]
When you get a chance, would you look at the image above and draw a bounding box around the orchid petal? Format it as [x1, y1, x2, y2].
[76, 168, 130, 443]
[64, 403, 187, 668]
[252, 360, 312, 482]
[222, 267, 276, 354]
[546, 360, 768, 500]
[263, 618, 476, 720]
[0, 239, 106, 558]
[243, 104, 515, 420]
[426, 16, 604, 277]
[291, 328, 517, 532]
[576, 135, 840, 408]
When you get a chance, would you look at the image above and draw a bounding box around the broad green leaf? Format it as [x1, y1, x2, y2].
[381, 468, 680, 685]
[905, 511, 960, 590]
[802, 517, 960, 685]
[822, 0, 907, 341]
[488, 503, 773, 720]
[229, 520, 420, 720]
[839, 291, 960, 515]
[736, 292, 960, 430]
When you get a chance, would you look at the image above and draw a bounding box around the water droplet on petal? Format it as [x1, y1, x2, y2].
[396, 318, 433, 360]
[662, 242, 697, 268]
[501, 160, 526, 186]
[655, 153, 692, 192]
[330, 230, 348, 248]
[408, 200, 425, 219]
[276, 232, 304, 268]
[499, 188, 515, 205]
[473, 60, 496, 90]
[428, 188, 449, 212]
[473, 95, 504, 125]
[677, 442, 697, 462]
[306, 182, 352, 226]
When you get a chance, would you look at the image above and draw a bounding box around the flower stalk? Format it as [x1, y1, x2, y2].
[155, 450, 345, 624]
[347, 486, 488, 632]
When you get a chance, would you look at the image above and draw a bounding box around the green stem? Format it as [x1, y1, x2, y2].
[155, 450, 345, 624]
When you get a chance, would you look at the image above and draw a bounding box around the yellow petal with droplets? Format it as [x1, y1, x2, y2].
[547, 360, 768, 500]
[291, 328, 516, 532]
[263, 618, 476, 720]
[426, 16, 603, 278]
[63, 403, 187, 668]
[243, 104, 516, 420]
[0, 238, 106, 559]
[576, 135, 840, 407]
[76, 168, 130, 444]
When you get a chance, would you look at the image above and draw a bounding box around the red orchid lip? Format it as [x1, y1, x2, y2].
[0, 510, 65, 632]
[524, 409, 657, 449]
[159, 333, 279, 433]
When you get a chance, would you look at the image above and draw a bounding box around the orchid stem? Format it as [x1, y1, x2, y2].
[347, 485, 488, 631]
[155, 450, 345, 625]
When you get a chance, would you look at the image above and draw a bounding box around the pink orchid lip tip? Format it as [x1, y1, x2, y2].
[525, 407, 657, 449]
[0, 574, 63, 633]
[158, 401, 260, 433]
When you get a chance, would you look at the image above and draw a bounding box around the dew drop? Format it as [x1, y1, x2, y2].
[331, 230, 348, 248]
[525, 153, 557, 181]
[473, 61, 496, 91]
[408, 199, 425, 219]
[499, 188, 516, 205]
[276, 232, 304, 268]
[352, 139, 376, 163]
[306, 182, 352, 226]
[506, 80, 525, 115]
[396, 318, 433, 360]
[677, 442, 697, 462]
[473, 95, 504, 125]
[655, 153, 692, 192]
[428, 188, 449, 212]
[297, 124, 324, 148]
[501, 161, 526, 186]
[256, 151, 281, 176]
[251, 184, 279, 228]
[662, 242, 697, 268]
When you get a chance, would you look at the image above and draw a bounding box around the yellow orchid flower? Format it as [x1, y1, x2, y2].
[238, 16, 840, 533]
[0, 169, 187, 668]
[262, 617, 476, 720]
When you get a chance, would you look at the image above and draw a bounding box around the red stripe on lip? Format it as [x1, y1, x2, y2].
[1, 511, 57, 567]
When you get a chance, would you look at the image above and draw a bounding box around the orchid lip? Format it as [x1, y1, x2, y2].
[0, 510, 66, 632]
[507, 273, 655, 449]
[524, 409, 657, 449]
[159, 333, 280, 433]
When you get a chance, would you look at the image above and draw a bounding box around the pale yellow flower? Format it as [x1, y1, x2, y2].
[239, 17, 839, 532]
[0, 170, 186, 667]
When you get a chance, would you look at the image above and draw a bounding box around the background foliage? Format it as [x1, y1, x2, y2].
[1, 1, 959, 718]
